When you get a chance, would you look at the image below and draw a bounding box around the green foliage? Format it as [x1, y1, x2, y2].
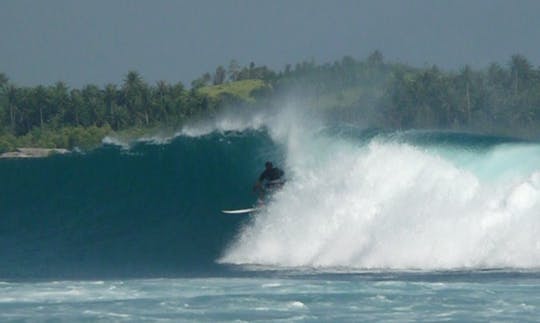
[198, 79, 269, 104]
[381, 55, 540, 136]
[1, 52, 540, 153]
[0, 71, 206, 152]
[0, 125, 113, 151]
[213, 66, 226, 85]
[0, 134, 15, 153]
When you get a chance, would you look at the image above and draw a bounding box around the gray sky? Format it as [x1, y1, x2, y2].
[1, 0, 539, 88]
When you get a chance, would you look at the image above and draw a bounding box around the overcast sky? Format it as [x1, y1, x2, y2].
[1, 0, 539, 88]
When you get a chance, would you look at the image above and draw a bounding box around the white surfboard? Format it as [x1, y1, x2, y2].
[221, 207, 259, 214]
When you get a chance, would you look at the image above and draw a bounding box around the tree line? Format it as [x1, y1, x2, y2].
[0, 71, 213, 136]
[0, 71, 219, 151]
[1, 51, 540, 152]
[381, 54, 540, 136]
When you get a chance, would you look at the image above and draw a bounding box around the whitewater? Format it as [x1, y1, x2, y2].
[1, 104, 540, 320]
[219, 106, 540, 270]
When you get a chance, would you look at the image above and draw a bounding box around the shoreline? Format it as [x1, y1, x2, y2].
[0, 147, 70, 159]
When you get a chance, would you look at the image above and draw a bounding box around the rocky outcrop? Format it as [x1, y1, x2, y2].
[0, 148, 70, 158]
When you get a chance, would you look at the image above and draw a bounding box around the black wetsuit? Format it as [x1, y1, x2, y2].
[259, 167, 284, 188]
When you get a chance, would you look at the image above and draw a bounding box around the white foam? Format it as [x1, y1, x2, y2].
[180, 110, 268, 137]
[220, 107, 540, 270]
[288, 301, 307, 309]
[102, 136, 130, 149]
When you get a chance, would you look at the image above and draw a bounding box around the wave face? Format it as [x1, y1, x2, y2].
[0, 131, 281, 279]
[2, 109, 540, 278]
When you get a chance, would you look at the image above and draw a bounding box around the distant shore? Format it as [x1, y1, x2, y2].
[0, 147, 70, 159]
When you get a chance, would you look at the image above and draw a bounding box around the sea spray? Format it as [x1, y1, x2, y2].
[220, 123, 540, 269]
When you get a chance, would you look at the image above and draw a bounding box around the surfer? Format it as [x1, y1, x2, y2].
[222, 161, 284, 215]
[253, 161, 285, 201]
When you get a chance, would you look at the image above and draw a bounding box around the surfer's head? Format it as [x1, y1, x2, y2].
[265, 161, 273, 170]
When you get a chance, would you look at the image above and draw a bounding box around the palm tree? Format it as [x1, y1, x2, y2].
[510, 54, 533, 95]
[81, 84, 104, 126]
[103, 83, 119, 128]
[228, 60, 240, 81]
[33, 85, 49, 128]
[6, 85, 18, 133]
[170, 82, 186, 123]
[50, 81, 69, 128]
[0, 73, 8, 91]
[153, 80, 170, 123]
[213, 66, 226, 85]
[0, 74, 9, 132]
[69, 89, 83, 126]
[457, 66, 474, 124]
[122, 71, 147, 125]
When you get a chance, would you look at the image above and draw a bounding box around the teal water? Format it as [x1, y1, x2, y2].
[2, 272, 540, 321]
[1, 118, 540, 320]
[0, 131, 281, 278]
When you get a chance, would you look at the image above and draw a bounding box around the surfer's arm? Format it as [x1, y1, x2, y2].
[254, 171, 267, 191]
[253, 180, 262, 192]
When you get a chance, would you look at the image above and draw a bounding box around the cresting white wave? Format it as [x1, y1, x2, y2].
[103, 101, 540, 269]
[101, 107, 270, 147]
[219, 107, 540, 270]
[180, 112, 268, 137]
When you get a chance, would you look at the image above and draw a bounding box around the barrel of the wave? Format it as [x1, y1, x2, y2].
[222, 161, 286, 215]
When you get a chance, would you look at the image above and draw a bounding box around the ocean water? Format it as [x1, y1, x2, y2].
[2, 271, 540, 321]
[1, 108, 540, 321]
